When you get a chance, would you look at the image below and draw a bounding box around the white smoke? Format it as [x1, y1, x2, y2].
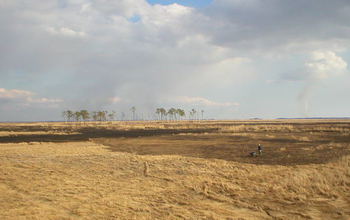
[299, 51, 347, 116]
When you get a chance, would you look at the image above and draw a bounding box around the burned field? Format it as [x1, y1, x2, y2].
[0, 120, 349, 219]
[96, 129, 350, 166]
[1, 120, 347, 165]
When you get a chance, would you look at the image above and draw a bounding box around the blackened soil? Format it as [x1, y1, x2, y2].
[0, 127, 218, 143]
[95, 132, 350, 166]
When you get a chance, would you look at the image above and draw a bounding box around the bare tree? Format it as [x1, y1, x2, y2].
[62, 111, 68, 122]
[156, 108, 161, 120]
[190, 109, 197, 120]
[64, 110, 74, 122]
[160, 108, 167, 120]
[74, 111, 82, 123]
[121, 112, 126, 121]
[168, 108, 177, 120]
[96, 111, 107, 122]
[92, 111, 98, 122]
[103, 111, 108, 121]
[130, 106, 136, 120]
[108, 111, 116, 121]
[177, 109, 185, 120]
[80, 110, 90, 123]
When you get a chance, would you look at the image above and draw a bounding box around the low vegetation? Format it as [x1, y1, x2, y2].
[0, 119, 349, 219]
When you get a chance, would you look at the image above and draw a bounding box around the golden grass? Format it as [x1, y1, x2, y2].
[0, 120, 349, 219]
[0, 142, 348, 219]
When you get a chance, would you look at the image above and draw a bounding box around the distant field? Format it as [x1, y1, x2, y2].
[0, 120, 349, 219]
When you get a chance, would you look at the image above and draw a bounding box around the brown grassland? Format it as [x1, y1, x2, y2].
[0, 119, 349, 219]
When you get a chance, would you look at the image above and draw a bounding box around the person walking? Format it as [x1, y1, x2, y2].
[258, 144, 263, 155]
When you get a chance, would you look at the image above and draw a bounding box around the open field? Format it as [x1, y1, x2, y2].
[0, 120, 349, 219]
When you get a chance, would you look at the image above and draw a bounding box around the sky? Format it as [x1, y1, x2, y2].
[147, 0, 213, 8]
[1, 0, 350, 121]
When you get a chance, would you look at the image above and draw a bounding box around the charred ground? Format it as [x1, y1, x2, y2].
[1, 120, 349, 166]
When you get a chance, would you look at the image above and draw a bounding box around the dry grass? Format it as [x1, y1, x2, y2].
[0, 120, 349, 219]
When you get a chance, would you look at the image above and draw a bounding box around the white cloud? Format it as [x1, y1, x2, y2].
[27, 97, 63, 104]
[147, 3, 192, 26]
[281, 50, 348, 82]
[176, 96, 239, 107]
[305, 50, 348, 80]
[46, 27, 86, 37]
[0, 88, 33, 99]
[0, 88, 63, 107]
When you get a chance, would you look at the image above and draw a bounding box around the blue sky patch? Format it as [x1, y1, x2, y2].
[128, 15, 141, 23]
[147, 0, 213, 8]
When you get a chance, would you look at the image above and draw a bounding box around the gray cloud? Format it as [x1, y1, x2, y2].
[197, 0, 350, 54]
[1, 0, 350, 120]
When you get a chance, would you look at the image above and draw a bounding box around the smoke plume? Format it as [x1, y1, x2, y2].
[298, 51, 347, 116]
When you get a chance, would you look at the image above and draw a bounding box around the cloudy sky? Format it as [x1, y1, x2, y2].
[1, 0, 350, 121]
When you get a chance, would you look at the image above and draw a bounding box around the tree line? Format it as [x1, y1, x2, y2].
[62, 110, 116, 122]
[155, 108, 204, 120]
[62, 107, 205, 122]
